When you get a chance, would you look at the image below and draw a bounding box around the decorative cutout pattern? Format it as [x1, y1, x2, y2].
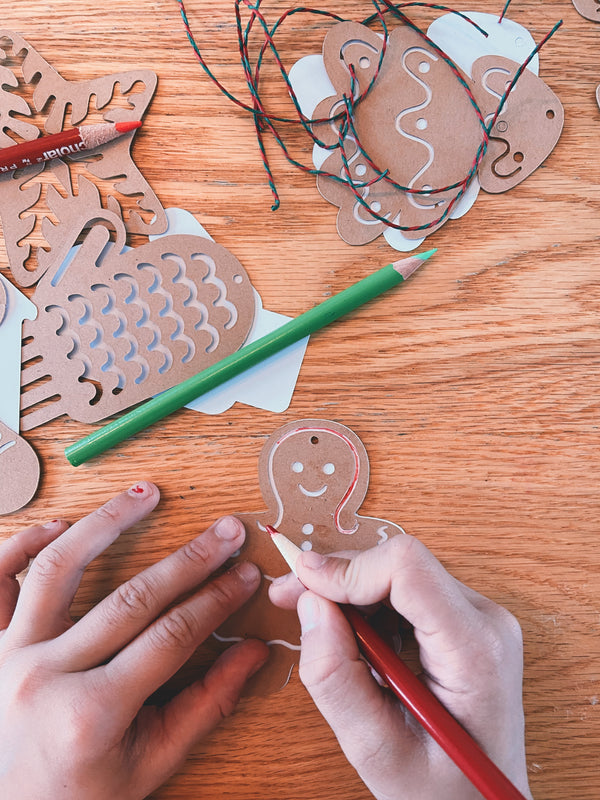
[0, 420, 40, 515]
[0, 30, 167, 288]
[20, 230, 255, 429]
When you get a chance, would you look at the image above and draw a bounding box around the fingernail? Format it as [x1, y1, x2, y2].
[128, 482, 150, 497]
[234, 561, 261, 584]
[298, 592, 321, 634]
[271, 573, 292, 586]
[300, 550, 327, 570]
[43, 519, 62, 529]
[215, 516, 243, 541]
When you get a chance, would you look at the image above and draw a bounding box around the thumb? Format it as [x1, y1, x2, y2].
[297, 591, 425, 793]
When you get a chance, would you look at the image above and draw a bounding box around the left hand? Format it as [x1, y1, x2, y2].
[0, 481, 268, 800]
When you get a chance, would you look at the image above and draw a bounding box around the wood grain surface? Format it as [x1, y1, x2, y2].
[0, 1, 599, 798]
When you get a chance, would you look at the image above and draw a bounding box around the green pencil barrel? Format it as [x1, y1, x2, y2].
[64, 262, 410, 466]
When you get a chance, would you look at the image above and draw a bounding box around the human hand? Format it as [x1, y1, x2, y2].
[269, 535, 533, 800]
[0, 482, 268, 800]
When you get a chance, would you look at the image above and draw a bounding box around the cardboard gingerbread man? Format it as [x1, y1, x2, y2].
[215, 418, 405, 695]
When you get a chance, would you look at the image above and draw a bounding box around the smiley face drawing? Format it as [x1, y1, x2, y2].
[214, 418, 405, 695]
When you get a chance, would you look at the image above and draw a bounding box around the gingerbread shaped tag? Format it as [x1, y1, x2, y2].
[20, 223, 256, 429]
[214, 418, 405, 695]
[300, 17, 563, 247]
[0, 31, 167, 288]
[572, 0, 600, 22]
[0, 420, 40, 515]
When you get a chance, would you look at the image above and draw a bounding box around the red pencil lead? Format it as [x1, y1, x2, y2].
[265, 525, 279, 536]
[115, 120, 142, 133]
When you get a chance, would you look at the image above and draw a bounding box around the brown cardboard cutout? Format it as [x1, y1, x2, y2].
[214, 418, 405, 695]
[0, 31, 167, 288]
[597, 84, 600, 110]
[471, 56, 564, 194]
[0, 420, 40, 515]
[572, 0, 600, 22]
[312, 21, 563, 245]
[20, 225, 256, 429]
[314, 22, 483, 244]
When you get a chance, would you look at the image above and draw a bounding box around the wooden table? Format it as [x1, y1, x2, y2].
[0, 1, 598, 797]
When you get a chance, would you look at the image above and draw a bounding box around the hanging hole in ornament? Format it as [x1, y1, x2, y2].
[359, 56, 371, 69]
[546, 109, 555, 119]
[310, 436, 319, 444]
[513, 151, 524, 163]
[355, 163, 367, 177]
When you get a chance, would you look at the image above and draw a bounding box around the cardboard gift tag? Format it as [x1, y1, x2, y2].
[20, 226, 256, 429]
[213, 418, 406, 695]
[0, 420, 40, 515]
[0, 30, 166, 288]
[572, 0, 600, 22]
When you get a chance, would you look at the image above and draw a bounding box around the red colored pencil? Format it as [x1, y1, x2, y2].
[0, 120, 141, 173]
[266, 526, 529, 800]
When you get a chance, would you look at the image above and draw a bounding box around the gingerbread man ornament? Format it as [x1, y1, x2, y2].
[215, 418, 405, 695]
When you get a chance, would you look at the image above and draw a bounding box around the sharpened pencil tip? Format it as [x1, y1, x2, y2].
[392, 248, 436, 280]
[265, 525, 278, 537]
[115, 120, 142, 134]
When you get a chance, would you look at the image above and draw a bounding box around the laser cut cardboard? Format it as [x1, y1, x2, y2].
[0, 420, 40, 515]
[572, 0, 600, 22]
[0, 30, 167, 288]
[213, 418, 406, 695]
[298, 17, 563, 247]
[20, 225, 256, 429]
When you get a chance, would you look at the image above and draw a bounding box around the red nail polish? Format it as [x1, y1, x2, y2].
[129, 484, 146, 496]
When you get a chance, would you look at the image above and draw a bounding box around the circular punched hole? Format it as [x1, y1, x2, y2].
[323, 462, 335, 475]
[416, 117, 428, 131]
[513, 151, 524, 163]
[292, 461, 304, 473]
[546, 109, 555, 119]
[302, 523, 314, 535]
[355, 163, 367, 177]
[496, 120, 508, 133]
[371, 200, 382, 213]
[233, 273, 243, 284]
[301, 541, 313, 551]
[310, 436, 319, 445]
[359, 56, 371, 69]
[418, 61, 430, 74]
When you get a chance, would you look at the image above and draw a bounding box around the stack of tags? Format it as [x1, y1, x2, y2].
[289, 12, 564, 250]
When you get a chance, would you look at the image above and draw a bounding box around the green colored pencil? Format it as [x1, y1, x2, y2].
[65, 249, 435, 466]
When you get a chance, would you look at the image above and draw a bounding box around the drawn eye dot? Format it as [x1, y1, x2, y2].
[359, 56, 371, 69]
[546, 109, 555, 120]
[301, 541, 313, 551]
[323, 463, 335, 475]
[292, 461, 304, 473]
[355, 163, 367, 176]
[233, 274, 243, 284]
[416, 117, 428, 130]
[302, 523, 314, 535]
[418, 61, 430, 74]
[310, 436, 319, 444]
[513, 151, 524, 163]
[370, 201, 382, 212]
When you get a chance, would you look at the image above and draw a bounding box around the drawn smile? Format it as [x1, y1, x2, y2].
[299, 484, 327, 498]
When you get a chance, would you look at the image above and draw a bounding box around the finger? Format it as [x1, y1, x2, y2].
[58, 515, 249, 670]
[296, 591, 426, 799]
[5, 482, 159, 646]
[129, 639, 269, 797]
[268, 570, 305, 610]
[101, 560, 262, 722]
[0, 519, 70, 631]
[295, 536, 482, 662]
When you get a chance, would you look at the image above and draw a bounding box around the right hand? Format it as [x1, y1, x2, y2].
[269, 535, 533, 800]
